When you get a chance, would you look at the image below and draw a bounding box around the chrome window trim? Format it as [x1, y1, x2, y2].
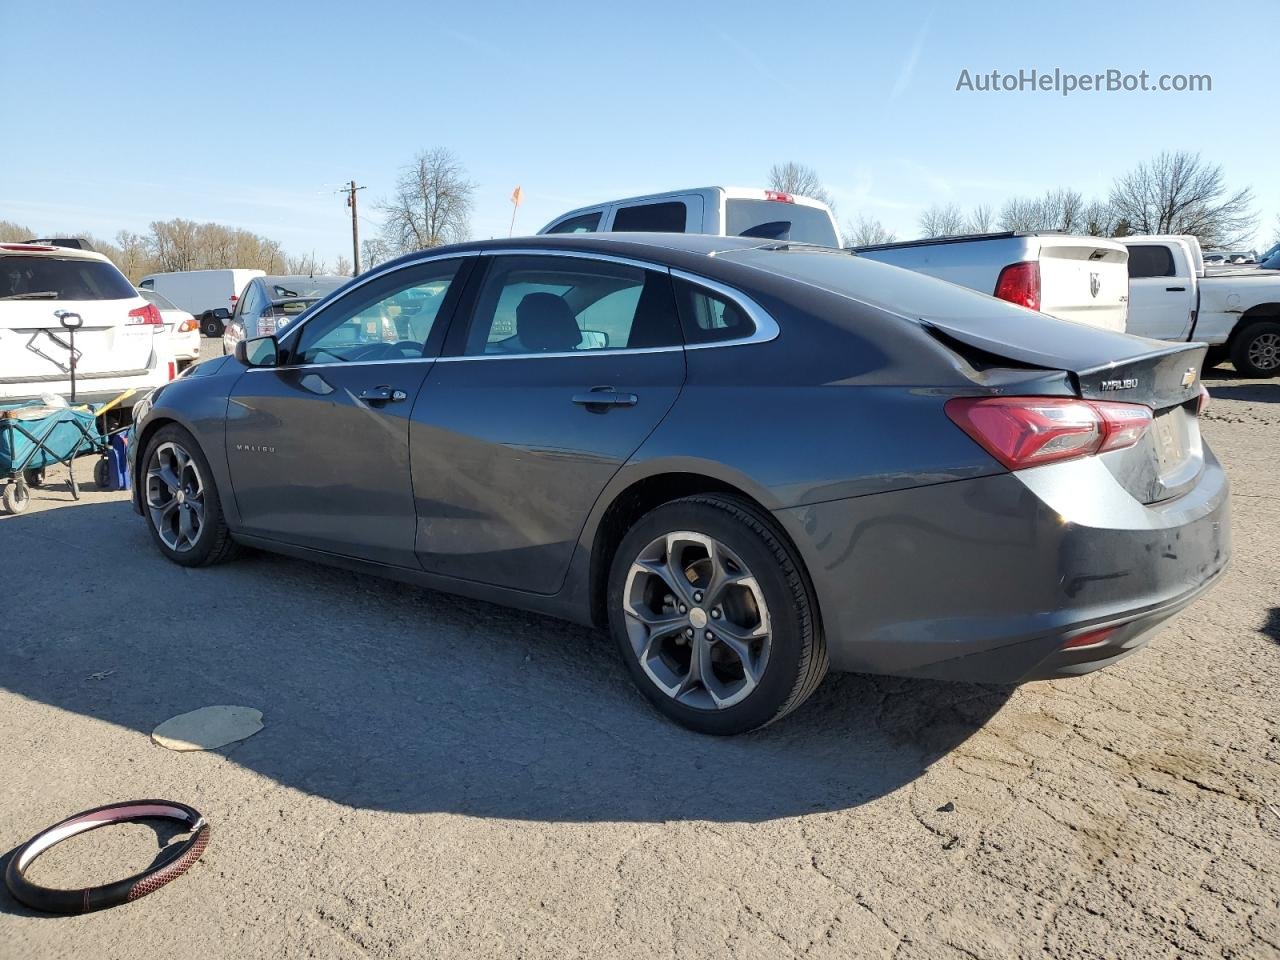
[252, 246, 780, 370]
[668, 269, 779, 349]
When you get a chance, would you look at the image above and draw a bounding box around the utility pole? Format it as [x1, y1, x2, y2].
[343, 180, 365, 276]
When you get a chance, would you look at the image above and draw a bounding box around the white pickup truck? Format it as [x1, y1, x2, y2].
[853, 232, 1130, 332]
[1121, 235, 1280, 378]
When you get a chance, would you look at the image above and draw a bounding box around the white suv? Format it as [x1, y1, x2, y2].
[1, 242, 176, 405]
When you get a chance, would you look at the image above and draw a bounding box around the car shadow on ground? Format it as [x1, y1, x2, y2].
[0, 498, 1013, 825]
[1203, 367, 1280, 402]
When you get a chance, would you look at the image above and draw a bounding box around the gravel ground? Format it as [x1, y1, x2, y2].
[1, 361, 1277, 960]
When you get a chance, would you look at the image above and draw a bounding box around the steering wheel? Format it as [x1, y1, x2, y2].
[343, 341, 422, 362]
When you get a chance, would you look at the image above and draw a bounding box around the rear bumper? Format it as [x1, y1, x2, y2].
[773, 446, 1230, 683]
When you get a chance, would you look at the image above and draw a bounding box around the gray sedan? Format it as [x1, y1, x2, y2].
[128, 234, 1229, 735]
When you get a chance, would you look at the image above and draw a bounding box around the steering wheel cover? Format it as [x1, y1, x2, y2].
[4, 800, 209, 914]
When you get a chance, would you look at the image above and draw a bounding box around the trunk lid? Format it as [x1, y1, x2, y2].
[1035, 238, 1129, 332]
[927, 318, 1206, 503]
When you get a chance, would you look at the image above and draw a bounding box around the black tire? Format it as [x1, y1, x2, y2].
[200, 314, 224, 338]
[93, 458, 110, 490]
[141, 424, 241, 567]
[2, 482, 30, 515]
[607, 494, 827, 735]
[1229, 320, 1280, 379]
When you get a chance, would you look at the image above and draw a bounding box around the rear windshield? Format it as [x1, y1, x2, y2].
[1, 255, 136, 301]
[139, 288, 180, 310]
[264, 277, 346, 300]
[725, 200, 839, 248]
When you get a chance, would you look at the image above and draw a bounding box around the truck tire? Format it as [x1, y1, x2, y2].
[1229, 321, 1280, 378]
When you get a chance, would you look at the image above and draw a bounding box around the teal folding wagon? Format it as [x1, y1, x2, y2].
[0, 402, 103, 514]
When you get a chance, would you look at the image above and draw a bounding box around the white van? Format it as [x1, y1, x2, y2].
[1, 243, 175, 405]
[138, 269, 265, 336]
[540, 187, 843, 248]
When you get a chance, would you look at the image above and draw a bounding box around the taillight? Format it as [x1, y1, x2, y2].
[993, 261, 1040, 311]
[127, 303, 164, 325]
[764, 189, 795, 203]
[944, 396, 1152, 470]
[167, 361, 177, 380]
[177, 318, 198, 333]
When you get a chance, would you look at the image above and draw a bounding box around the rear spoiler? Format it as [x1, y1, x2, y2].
[922, 320, 1206, 409]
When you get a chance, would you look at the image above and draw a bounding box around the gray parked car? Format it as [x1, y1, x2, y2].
[220, 274, 348, 354]
[128, 234, 1229, 734]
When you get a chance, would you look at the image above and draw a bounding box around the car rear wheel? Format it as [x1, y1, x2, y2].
[142, 424, 240, 567]
[1230, 321, 1280, 378]
[607, 494, 827, 735]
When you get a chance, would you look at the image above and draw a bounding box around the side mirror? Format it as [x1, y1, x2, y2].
[212, 307, 231, 320]
[234, 335, 279, 367]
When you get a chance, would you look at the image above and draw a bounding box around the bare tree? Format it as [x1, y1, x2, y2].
[998, 188, 1084, 233]
[966, 203, 994, 233]
[1109, 151, 1256, 248]
[0, 220, 32, 242]
[767, 162, 834, 209]
[918, 203, 967, 238]
[285, 251, 325, 275]
[1081, 200, 1117, 237]
[844, 215, 896, 247]
[333, 254, 354, 277]
[361, 237, 394, 270]
[378, 148, 476, 253]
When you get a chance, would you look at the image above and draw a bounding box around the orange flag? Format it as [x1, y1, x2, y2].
[510, 186, 523, 207]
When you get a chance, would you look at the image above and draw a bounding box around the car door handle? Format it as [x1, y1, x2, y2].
[1166, 286, 1187, 292]
[358, 385, 407, 403]
[571, 388, 638, 409]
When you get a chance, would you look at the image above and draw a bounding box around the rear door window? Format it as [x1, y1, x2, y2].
[463, 255, 682, 355]
[611, 202, 688, 233]
[1127, 245, 1176, 279]
[0, 255, 136, 300]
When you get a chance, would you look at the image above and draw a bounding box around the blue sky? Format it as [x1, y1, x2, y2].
[5, 0, 1277, 263]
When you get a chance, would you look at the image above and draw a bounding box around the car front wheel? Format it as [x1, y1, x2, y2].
[607, 494, 827, 735]
[142, 424, 240, 567]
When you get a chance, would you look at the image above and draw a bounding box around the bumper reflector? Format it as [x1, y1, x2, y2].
[1062, 626, 1119, 650]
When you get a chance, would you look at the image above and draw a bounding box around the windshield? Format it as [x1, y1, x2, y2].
[1259, 252, 1280, 270]
[139, 288, 180, 311]
[0, 255, 136, 301]
[725, 200, 840, 248]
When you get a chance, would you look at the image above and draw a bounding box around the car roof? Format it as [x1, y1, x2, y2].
[256, 274, 349, 284]
[0, 241, 111, 263]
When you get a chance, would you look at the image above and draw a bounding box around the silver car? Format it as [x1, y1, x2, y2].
[221, 274, 347, 353]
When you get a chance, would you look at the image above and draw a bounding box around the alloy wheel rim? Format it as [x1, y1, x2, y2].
[1247, 332, 1280, 371]
[146, 441, 205, 552]
[622, 531, 771, 710]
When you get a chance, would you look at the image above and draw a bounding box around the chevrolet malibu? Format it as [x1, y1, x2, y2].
[129, 234, 1229, 735]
